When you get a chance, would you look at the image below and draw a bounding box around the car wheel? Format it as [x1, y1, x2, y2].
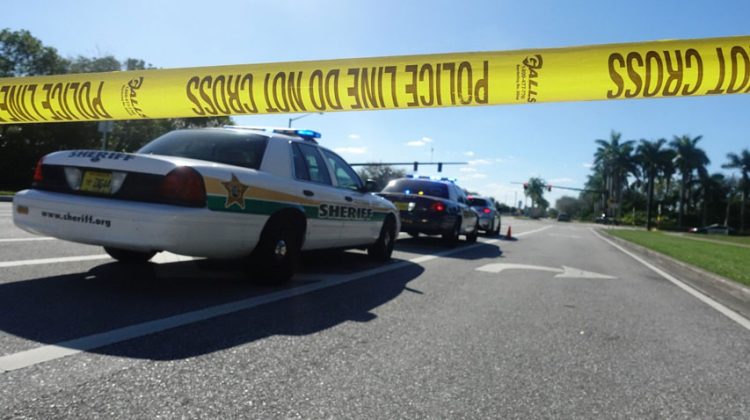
[368, 216, 396, 261]
[252, 214, 303, 284]
[466, 222, 479, 243]
[494, 221, 501, 235]
[442, 218, 461, 244]
[486, 221, 495, 236]
[104, 247, 156, 264]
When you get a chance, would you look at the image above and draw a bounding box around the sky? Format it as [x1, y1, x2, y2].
[4, 0, 750, 206]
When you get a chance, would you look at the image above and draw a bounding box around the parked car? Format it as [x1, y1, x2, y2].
[467, 196, 501, 235]
[13, 127, 400, 283]
[595, 215, 619, 225]
[557, 212, 571, 222]
[688, 224, 736, 235]
[378, 177, 479, 243]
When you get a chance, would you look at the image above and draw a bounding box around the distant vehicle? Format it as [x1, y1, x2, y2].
[467, 196, 501, 235]
[557, 212, 571, 222]
[13, 127, 400, 283]
[595, 215, 619, 225]
[689, 224, 736, 235]
[378, 177, 479, 244]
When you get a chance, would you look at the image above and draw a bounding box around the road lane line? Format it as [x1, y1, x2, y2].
[0, 237, 55, 243]
[0, 224, 555, 371]
[0, 255, 111, 268]
[592, 229, 750, 331]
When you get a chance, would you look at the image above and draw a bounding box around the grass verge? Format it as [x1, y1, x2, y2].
[605, 229, 750, 287]
[677, 234, 750, 247]
[0, 191, 15, 196]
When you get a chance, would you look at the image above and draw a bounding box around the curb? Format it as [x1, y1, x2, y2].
[0, 196, 14, 203]
[599, 229, 750, 319]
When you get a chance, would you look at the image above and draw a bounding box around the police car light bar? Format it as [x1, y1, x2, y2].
[226, 126, 322, 141]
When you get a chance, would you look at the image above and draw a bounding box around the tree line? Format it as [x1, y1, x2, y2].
[0, 29, 229, 191]
[557, 131, 749, 233]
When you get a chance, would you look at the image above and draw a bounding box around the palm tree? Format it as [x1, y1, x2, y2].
[670, 135, 710, 229]
[525, 177, 549, 210]
[594, 131, 637, 219]
[722, 149, 750, 233]
[636, 139, 674, 230]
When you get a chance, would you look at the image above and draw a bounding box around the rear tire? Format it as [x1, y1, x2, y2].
[466, 222, 479, 243]
[442, 218, 461, 244]
[368, 216, 396, 261]
[104, 247, 156, 264]
[252, 214, 303, 285]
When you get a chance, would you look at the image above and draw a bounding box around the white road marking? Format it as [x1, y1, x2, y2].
[592, 229, 750, 331]
[0, 224, 555, 371]
[0, 237, 55, 243]
[476, 262, 615, 279]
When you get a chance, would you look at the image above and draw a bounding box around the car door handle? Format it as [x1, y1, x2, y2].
[345, 196, 353, 202]
[303, 190, 314, 197]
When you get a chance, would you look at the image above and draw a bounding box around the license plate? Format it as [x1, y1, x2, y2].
[395, 201, 412, 211]
[81, 171, 112, 194]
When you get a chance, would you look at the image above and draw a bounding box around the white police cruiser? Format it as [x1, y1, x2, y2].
[13, 126, 400, 283]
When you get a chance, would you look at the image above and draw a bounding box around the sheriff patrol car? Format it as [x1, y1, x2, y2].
[12, 127, 400, 283]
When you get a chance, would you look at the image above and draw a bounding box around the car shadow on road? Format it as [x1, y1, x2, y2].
[394, 237, 503, 260]
[0, 253, 424, 361]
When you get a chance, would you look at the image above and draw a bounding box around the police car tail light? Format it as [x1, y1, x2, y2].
[430, 202, 446, 212]
[33, 158, 45, 183]
[110, 172, 127, 194]
[482, 208, 491, 214]
[63, 167, 82, 190]
[160, 167, 206, 207]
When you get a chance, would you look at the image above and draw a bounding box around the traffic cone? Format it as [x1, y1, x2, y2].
[505, 225, 512, 240]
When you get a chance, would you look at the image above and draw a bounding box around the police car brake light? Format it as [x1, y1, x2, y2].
[33, 157, 44, 183]
[431, 202, 446, 212]
[160, 167, 206, 207]
[483, 208, 491, 214]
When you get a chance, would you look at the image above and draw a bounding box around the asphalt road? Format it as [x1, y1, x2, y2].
[1, 201, 749, 419]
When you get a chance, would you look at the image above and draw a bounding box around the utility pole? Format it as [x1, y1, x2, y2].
[98, 121, 114, 150]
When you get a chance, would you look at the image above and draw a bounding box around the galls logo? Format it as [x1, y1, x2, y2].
[120, 76, 148, 118]
[515, 54, 544, 103]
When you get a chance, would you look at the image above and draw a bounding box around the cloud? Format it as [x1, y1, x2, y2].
[348, 134, 360, 140]
[468, 159, 492, 166]
[464, 151, 475, 157]
[460, 167, 478, 173]
[582, 163, 594, 169]
[465, 173, 488, 179]
[405, 136, 433, 147]
[334, 147, 367, 155]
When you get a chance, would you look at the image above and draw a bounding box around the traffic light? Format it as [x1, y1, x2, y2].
[523, 183, 528, 191]
[547, 185, 552, 192]
[413, 161, 418, 172]
[437, 162, 443, 172]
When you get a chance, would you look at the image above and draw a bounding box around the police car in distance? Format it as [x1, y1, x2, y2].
[378, 176, 479, 243]
[13, 126, 400, 283]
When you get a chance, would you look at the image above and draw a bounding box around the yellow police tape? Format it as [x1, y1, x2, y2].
[1, 35, 749, 124]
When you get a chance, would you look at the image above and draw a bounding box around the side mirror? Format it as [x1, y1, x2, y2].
[362, 179, 380, 193]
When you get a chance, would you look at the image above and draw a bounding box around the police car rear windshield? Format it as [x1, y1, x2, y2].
[138, 129, 268, 170]
[468, 198, 489, 207]
[382, 179, 449, 199]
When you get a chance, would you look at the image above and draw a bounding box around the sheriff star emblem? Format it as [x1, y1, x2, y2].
[221, 173, 249, 209]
